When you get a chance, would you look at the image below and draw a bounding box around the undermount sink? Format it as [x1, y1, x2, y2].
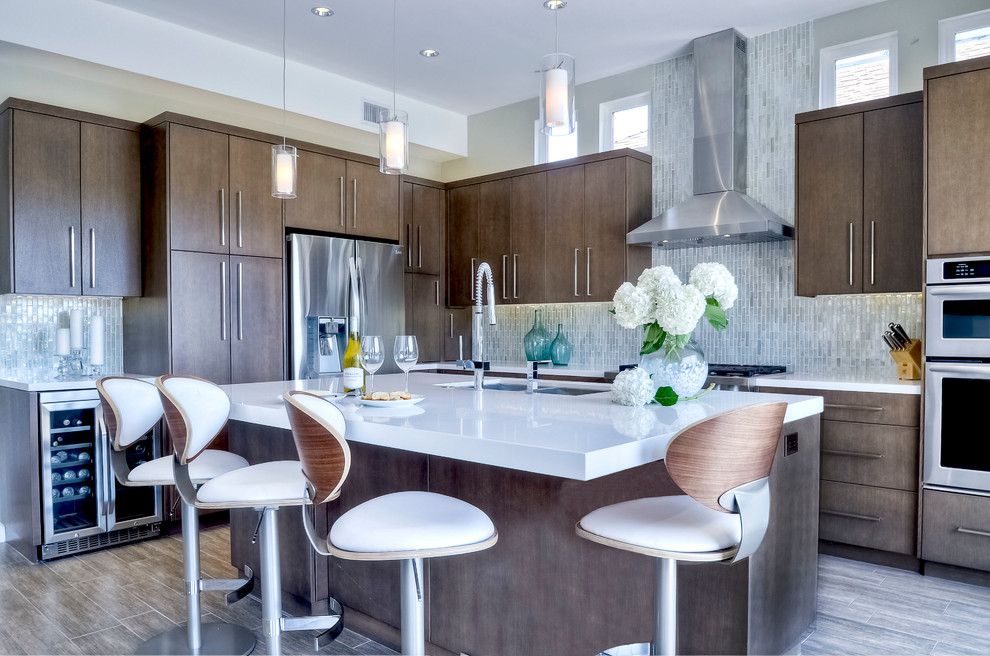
[532, 386, 602, 396]
[436, 380, 602, 396]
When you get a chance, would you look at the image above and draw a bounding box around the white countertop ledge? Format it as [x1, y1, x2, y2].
[749, 372, 921, 395]
[0, 373, 154, 392]
[222, 373, 824, 481]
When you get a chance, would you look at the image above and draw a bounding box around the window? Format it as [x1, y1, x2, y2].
[939, 9, 990, 63]
[599, 92, 651, 153]
[819, 33, 898, 108]
[534, 119, 578, 164]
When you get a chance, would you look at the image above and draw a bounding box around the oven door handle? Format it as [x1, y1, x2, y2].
[927, 363, 990, 375]
[928, 285, 990, 297]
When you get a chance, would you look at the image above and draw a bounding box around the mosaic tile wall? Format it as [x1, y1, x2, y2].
[484, 22, 922, 375]
[0, 295, 123, 381]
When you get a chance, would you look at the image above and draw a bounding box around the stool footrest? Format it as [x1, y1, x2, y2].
[199, 565, 255, 605]
[281, 614, 342, 633]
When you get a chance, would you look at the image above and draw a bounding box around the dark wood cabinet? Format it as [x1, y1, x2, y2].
[346, 161, 399, 241]
[479, 179, 511, 301]
[284, 150, 346, 233]
[922, 489, 990, 572]
[926, 60, 990, 256]
[230, 255, 283, 383]
[795, 92, 922, 296]
[168, 123, 229, 254]
[508, 173, 547, 304]
[405, 273, 442, 363]
[0, 101, 142, 296]
[229, 136, 283, 259]
[169, 250, 231, 384]
[443, 307, 472, 362]
[402, 181, 443, 275]
[447, 185, 479, 307]
[585, 159, 632, 301]
[81, 123, 141, 297]
[546, 165, 585, 302]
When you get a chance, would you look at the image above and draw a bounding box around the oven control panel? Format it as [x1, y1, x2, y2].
[928, 256, 990, 285]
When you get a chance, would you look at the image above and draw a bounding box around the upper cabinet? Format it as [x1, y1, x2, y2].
[926, 58, 990, 257]
[0, 101, 141, 296]
[794, 92, 923, 297]
[228, 136, 284, 258]
[445, 150, 652, 307]
[402, 180, 443, 275]
[346, 161, 399, 241]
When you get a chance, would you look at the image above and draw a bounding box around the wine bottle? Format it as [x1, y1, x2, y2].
[341, 331, 363, 393]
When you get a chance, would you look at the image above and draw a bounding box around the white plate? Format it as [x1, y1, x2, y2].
[357, 395, 425, 408]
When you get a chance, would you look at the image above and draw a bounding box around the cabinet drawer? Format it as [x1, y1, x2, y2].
[922, 489, 990, 572]
[820, 481, 917, 555]
[752, 386, 919, 427]
[821, 421, 919, 491]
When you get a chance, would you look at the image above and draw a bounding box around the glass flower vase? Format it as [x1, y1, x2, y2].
[639, 337, 708, 401]
[549, 324, 572, 366]
[523, 310, 552, 361]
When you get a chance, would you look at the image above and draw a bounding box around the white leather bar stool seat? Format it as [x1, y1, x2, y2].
[128, 450, 248, 486]
[329, 491, 496, 556]
[196, 460, 309, 508]
[579, 496, 742, 560]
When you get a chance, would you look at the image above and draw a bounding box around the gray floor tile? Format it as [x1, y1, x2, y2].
[868, 608, 990, 652]
[808, 614, 937, 655]
[17, 584, 121, 640]
[0, 587, 75, 654]
[70, 625, 141, 655]
[71, 577, 155, 621]
[932, 641, 990, 656]
[352, 638, 398, 655]
[43, 556, 101, 583]
[120, 609, 178, 641]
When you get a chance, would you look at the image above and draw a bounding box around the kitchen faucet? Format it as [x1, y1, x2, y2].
[471, 262, 497, 390]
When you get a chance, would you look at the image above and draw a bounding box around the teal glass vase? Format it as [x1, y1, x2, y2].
[549, 324, 572, 365]
[523, 309, 552, 361]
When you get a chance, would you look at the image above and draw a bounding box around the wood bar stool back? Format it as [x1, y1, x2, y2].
[576, 402, 788, 656]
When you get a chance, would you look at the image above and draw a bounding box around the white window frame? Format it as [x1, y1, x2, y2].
[534, 119, 578, 165]
[819, 32, 898, 108]
[599, 92, 651, 153]
[939, 8, 990, 63]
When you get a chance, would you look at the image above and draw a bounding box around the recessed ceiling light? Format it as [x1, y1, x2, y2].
[311, 7, 334, 17]
[419, 48, 440, 58]
[543, 0, 566, 9]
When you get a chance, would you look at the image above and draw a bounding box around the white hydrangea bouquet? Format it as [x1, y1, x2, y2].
[610, 262, 737, 407]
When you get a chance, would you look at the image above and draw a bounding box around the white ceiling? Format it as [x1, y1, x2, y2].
[96, 0, 884, 116]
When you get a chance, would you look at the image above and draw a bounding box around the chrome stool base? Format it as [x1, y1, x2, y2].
[135, 622, 256, 656]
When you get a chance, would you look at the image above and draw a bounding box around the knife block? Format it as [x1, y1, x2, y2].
[889, 339, 922, 380]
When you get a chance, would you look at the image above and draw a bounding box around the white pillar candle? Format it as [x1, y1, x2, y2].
[89, 316, 105, 366]
[55, 328, 71, 356]
[69, 309, 84, 350]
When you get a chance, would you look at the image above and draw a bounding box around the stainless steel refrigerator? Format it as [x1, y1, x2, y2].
[288, 234, 405, 378]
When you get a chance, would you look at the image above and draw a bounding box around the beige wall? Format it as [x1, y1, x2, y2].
[440, 64, 655, 181]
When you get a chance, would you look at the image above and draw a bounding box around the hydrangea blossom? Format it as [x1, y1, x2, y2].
[636, 265, 681, 297]
[611, 282, 653, 329]
[653, 282, 706, 336]
[610, 367, 656, 406]
[689, 262, 738, 310]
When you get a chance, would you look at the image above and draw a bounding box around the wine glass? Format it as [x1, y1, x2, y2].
[359, 336, 385, 393]
[393, 335, 419, 392]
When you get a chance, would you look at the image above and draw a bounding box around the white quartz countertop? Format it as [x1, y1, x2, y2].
[0, 373, 154, 392]
[748, 372, 921, 395]
[222, 373, 824, 481]
[415, 361, 610, 379]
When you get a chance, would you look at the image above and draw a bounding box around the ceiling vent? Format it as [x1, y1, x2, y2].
[362, 101, 389, 125]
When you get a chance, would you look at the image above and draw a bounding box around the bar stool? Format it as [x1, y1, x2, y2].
[96, 376, 256, 655]
[575, 402, 787, 656]
[280, 391, 500, 656]
[157, 379, 345, 656]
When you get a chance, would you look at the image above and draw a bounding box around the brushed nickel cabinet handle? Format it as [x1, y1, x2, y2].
[434, 279, 440, 306]
[821, 509, 881, 523]
[824, 403, 884, 413]
[822, 448, 883, 459]
[69, 226, 76, 288]
[89, 228, 96, 289]
[957, 526, 990, 539]
[406, 224, 412, 267]
[848, 222, 853, 287]
[418, 226, 423, 268]
[237, 190, 243, 248]
[220, 260, 227, 341]
[574, 248, 579, 297]
[352, 179, 358, 228]
[449, 313, 454, 339]
[869, 220, 875, 286]
[237, 262, 243, 341]
[513, 254, 519, 299]
[470, 257, 476, 301]
[502, 255, 508, 300]
[219, 189, 226, 246]
[586, 247, 592, 296]
[339, 177, 345, 227]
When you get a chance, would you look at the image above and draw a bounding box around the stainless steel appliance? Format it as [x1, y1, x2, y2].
[926, 256, 990, 359]
[288, 234, 405, 379]
[40, 390, 161, 559]
[707, 364, 787, 391]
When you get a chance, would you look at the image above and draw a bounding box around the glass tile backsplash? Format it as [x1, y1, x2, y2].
[0, 295, 123, 381]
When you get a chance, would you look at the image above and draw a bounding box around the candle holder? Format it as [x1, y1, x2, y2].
[55, 355, 71, 381]
[69, 348, 85, 378]
[90, 364, 104, 379]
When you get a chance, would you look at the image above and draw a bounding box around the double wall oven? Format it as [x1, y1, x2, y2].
[924, 256, 990, 493]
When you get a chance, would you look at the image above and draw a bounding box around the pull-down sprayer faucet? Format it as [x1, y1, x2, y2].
[471, 262, 497, 390]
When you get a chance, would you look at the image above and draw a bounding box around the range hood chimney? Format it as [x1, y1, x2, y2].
[627, 29, 793, 248]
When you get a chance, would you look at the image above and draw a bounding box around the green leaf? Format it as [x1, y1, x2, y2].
[640, 323, 668, 355]
[644, 322, 662, 343]
[654, 386, 679, 406]
[704, 302, 729, 331]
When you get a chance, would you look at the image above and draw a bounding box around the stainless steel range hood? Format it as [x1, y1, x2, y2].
[628, 29, 793, 249]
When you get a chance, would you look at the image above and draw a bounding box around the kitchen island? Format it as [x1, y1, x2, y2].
[222, 373, 823, 656]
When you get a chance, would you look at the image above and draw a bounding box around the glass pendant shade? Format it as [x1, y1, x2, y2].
[540, 52, 575, 136]
[272, 144, 297, 199]
[379, 110, 409, 174]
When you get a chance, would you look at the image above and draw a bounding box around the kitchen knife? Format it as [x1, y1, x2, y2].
[883, 331, 901, 351]
[889, 323, 911, 345]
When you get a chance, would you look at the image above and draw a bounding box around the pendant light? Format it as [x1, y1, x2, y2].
[272, 0, 298, 199]
[539, 0, 575, 136]
[379, 0, 409, 174]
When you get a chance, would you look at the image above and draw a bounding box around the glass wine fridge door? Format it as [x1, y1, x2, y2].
[107, 423, 163, 531]
[41, 395, 107, 543]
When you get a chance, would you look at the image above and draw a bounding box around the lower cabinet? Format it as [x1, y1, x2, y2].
[405, 273, 442, 364]
[922, 489, 990, 572]
[820, 481, 917, 555]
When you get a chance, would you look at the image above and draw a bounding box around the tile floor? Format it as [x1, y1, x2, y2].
[1, 527, 988, 655]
